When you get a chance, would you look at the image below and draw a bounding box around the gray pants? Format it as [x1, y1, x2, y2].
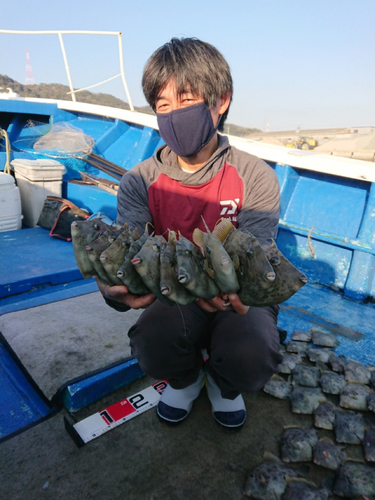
[128, 301, 282, 400]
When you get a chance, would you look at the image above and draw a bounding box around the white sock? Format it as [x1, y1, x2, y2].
[160, 370, 205, 411]
[206, 373, 245, 413]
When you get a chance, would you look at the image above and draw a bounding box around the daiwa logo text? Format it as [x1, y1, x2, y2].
[220, 199, 239, 215]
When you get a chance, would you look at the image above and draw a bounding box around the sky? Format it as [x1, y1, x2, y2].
[1, 0, 374, 132]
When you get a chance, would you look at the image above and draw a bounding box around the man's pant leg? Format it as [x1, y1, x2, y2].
[128, 301, 211, 389]
[206, 305, 282, 399]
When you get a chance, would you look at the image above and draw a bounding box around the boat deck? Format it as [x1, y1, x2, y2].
[1, 226, 375, 443]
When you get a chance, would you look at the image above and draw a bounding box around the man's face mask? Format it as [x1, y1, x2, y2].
[156, 102, 221, 158]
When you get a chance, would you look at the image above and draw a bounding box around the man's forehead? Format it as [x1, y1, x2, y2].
[156, 80, 197, 99]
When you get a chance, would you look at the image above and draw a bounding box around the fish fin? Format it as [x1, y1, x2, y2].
[319, 436, 335, 444]
[204, 260, 215, 279]
[168, 230, 177, 246]
[263, 451, 283, 464]
[231, 254, 240, 270]
[145, 222, 154, 235]
[212, 218, 234, 243]
[200, 216, 211, 233]
[192, 228, 205, 253]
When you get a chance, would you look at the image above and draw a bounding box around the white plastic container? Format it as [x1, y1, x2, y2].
[0, 172, 23, 231]
[11, 159, 66, 228]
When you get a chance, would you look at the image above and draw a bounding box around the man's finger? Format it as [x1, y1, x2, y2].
[195, 298, 217, 313]
[228, 294, 249, 315]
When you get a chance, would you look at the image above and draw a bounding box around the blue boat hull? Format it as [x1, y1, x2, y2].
[1, 97, 375, 440]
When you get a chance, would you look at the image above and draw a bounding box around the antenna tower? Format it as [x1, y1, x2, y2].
[25, 47, 35, 85]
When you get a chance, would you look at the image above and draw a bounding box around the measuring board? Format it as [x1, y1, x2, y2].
[64, 380, 168, 447]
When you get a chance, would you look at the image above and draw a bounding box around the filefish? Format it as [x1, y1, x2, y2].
[239, 241, 307, 307]
[291, 330, 312, 342]
[334, 409, 365, 444]
[86, 227, 124, 285]
[132, 234, 175, 306]
[99, 225, 138, 285]
[117, 232, 150, 295]
[212, 218, 275, 304]
[319, 370, 347, 395]
[363, 428, 375, 462]
[339, 382, 371, 411]
[313, 401, 336, 430]
[329, 352, 347, 374]
[368, 393, 375, 413]
[192, 217, 239, 294]
[286, 341, 309, 356]
[292, 364, 320, 388]
[313, 437, 346, 470]
[175, 232, 219, 299]
[281, 478, 331, 500]
[71, 218, 109, 278]
[310, 328, 340, 348]
[344, 359, 371, 385]
[290, 385, 326, 414]
[263, 374, 292, 399]
[306, 347, 333, 364]
[279, 353, 303, 374]
[159, 232, 196, 305]
[243, 452, 300, 499]
[280, 426, 319, 463]
[333, 460, 375, 497]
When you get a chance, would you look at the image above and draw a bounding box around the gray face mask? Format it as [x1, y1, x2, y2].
[157, 102, 221, 157]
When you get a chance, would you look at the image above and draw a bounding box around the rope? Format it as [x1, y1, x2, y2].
[0, 128, 12, 174]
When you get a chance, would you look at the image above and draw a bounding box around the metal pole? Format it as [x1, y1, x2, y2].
[58, 32, 76, 102]
[118, 33, 134, 111]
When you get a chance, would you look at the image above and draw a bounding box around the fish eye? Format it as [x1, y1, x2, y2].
[270, 256, 281, 266]
[152, 243, 160, 251]
[246, 248, 254, 255]
[94, 223, 99, 230]
[206, 246, 211, 254]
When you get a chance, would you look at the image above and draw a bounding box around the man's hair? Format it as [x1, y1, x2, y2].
[142, 38, 233, 131]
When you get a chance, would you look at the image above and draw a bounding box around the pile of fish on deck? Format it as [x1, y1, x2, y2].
[71, 216, 307, 306]
[244, 328, 375, 499]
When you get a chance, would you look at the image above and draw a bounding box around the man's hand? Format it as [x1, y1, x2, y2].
[95, 276, 156, 310]
[195, 293, 249, 315]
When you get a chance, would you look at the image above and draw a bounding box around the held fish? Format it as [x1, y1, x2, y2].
[213, 218, 275, 304]
[99, 225, 136, 285]
[175, 232, 219, 299]
[132, 234, 175, 307]
[117, 232, 150, 295]
[159, 232, 196, 305]
[192, 217, 239, 294]
[71, 218, 109, 278]
[253, 240, 307, 306]
[86, 227, 124, 285]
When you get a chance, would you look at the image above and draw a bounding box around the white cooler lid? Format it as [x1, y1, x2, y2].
[11, 158, 66, 181]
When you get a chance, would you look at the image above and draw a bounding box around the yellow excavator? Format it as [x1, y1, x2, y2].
[286, 137, 318, 150]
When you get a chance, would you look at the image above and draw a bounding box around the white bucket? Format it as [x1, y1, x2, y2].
[11, 159, 66, 228]
[0, 172, 23, 231]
